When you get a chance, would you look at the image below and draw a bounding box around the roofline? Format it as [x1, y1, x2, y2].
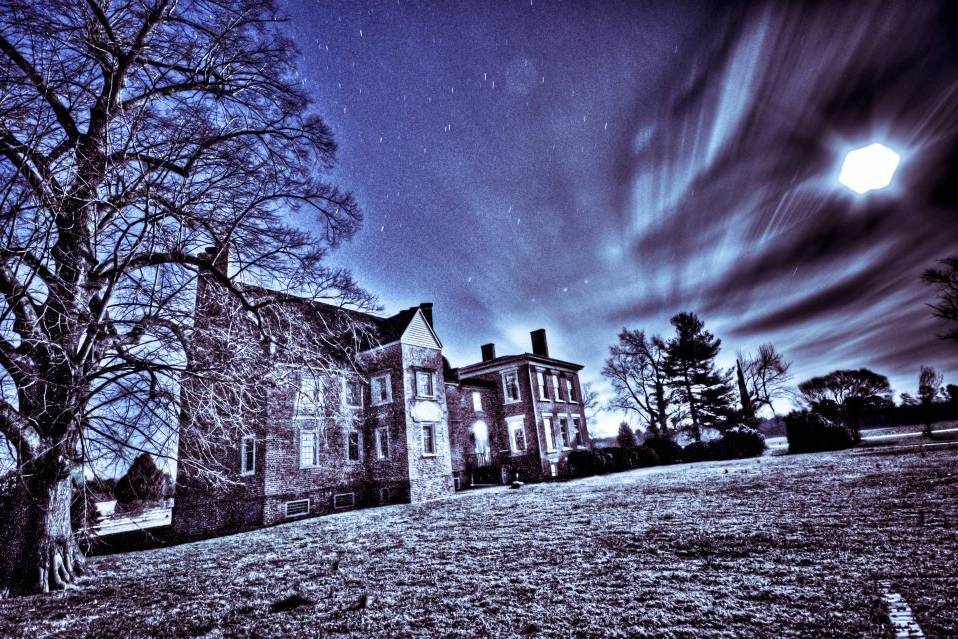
[458, 353, 584, 375]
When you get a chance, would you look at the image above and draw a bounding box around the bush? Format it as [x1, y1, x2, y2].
[682, 441, 715, 463]
[115, 453, 172, 504]
[784, 410, 856, 454]
[630, 446, 660, 468]
[713, 426, 766, 459]
[565, 449, 604, 478]
[643, 436, 682, 465]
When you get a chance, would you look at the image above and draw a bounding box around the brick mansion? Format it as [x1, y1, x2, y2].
[173, 255, 592, 536]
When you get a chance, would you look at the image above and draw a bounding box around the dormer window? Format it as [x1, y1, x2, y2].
[415, 369, 434, 398]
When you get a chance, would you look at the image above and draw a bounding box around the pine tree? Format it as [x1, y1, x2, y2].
[664, 312, 735, 441]
[616, 422, 637, 449]
[115, 454, 171, 505]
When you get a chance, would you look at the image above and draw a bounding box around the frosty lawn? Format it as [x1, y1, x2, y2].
[2, 446, 956, 639]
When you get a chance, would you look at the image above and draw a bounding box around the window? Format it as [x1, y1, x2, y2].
[507, 417, 527, 453]
[502, 370, 521, 403]
[300, 430, 318, 467]
[285, 499, 310, 518]
[536, 370, 549, 400]
[295, 373, 322, 418]
[371, 373, 392, 405]
[572, 417, 583, 446]
[240, 435, 256, 475]
[344, 379, 363, 408]
[375, 427, 390, 459]
[347, 431, 361, 461]
[552, 373, 564, 402]
[472, 391, 482, 411]
[557, 416, 570, 449]
[542, 415, 556, 453]
[566, 377, 578, 403]
[333, 493, 355, 509]
[422, 423, 437, 456]
[415, 370, 434, 398]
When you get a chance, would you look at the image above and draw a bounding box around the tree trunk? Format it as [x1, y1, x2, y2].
[684, 375, 701, 442]
[1, 470, 85, 596]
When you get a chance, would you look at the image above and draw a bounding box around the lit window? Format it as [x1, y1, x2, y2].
[552, 373, 564, 402]
[422, 423, 437, 456]
[543, 415, 556, 453]
[508, 417, 526, 453]
[472, 391, 482, 411]
[371, 373, 392, 405]
[415, 370, 434, 398]
[347, 431, 361, 461]
[537, 370, 549, 400]
[566, 377, 578, 402]
[375, 427, 390, 459]
[240, 434, 256, 475]
[300, 430, 318, 467]
[503, 371, 521, 403]
[295, 373, 322, 418]
[345, 379, 363, 407]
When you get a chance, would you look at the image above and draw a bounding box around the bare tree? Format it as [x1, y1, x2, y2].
[918, 365, 943, 437]
[923, 256, 958, 342]
[0, 0, 372, 596]
[580, 381, 601, 432]
[741, 343, 793, 415]
[602, 329, 672, 436]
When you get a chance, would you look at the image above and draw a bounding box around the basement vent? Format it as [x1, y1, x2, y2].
[285, 499, 310, 518]
[379, 487, 391, 503]
[333, 492, 355, 509]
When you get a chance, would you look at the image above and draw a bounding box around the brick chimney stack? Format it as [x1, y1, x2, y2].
[481, 343, 496, 362]
[530, 329, 549, 357]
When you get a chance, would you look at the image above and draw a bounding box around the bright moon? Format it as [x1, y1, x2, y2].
[838, 143, 901, 194]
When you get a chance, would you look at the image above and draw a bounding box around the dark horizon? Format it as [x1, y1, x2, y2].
[282, 0, 958, 433]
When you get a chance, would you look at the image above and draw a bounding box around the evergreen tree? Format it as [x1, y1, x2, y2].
[616, 422, 637, 449]
[664, 312, 735, 441]
[115, 454, 171, 505]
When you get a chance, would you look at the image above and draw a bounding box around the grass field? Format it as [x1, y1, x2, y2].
[2, 445, 956, 638]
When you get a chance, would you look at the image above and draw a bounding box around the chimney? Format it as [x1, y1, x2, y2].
[419, 303, 434, 329]
[202, 244, 230, 277]
[531, 328, 549, 357]
[481, 343, 496, 362]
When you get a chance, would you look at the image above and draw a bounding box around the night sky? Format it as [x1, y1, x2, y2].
[283, 1, 958, 433]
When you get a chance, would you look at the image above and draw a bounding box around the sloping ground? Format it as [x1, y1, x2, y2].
[1, 448, 956, 639]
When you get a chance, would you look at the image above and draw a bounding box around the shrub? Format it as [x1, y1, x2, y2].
[643, 436, 682, 465]
[630, 446, 660, 468]
[784, 410, 856, 454]
[682, 441, 715, 463]
[115, 453, 172, 504]
[605, 446, 634, 472]
[565, 449, 604, 478]
[713, 426, 766, 459]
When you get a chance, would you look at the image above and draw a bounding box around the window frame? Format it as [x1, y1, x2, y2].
[557, 416, 571, 449]
[552, 372, 564, 402]
[299, 429, 319, 468]
[293, 373, 323, 419]
[536, 369, 549, 401]
[370, 372, 392, 406]
[343, 378, 364, 408]
[502, 369, 521, 404]
[507, 416, 527, 454]
[375, 426, 390, 460]
[414, 369, 435, 398]
[240, 434, 256, 476]
[472, 391, 482, 411]
[421, 422, 437, 457]
[542, 414, 556, 453]
[571, 416, 583, 446]
[347, 430, 362, 462]
[566, 377, 578, 403]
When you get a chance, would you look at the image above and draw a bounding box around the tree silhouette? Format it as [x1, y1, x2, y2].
[602, 329, 672, 436]
[616, 422, 637, 449]
[922, 256, 958, 341]
[798, 369, 892, 438]
[918, 366, 943, 437]
[0, 0, 370, 595]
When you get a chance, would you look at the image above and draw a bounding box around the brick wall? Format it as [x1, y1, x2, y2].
[402, 344, 455, 502]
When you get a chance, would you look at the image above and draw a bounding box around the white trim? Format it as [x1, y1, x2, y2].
[501, 369, 521, 404]
[293, 372, 323, 419]
[542, 414, 556, 453]
[414, 369, 435, 398]
[370, 372, 392, 406]
[343, 378, 363, 409]
[536, 369, 549, 401]
[375, 426, 390, 460]
[472, 391, 482, 411]
[552, 372, 565, 402]
[507, 415, 527, 454]
[557, 415, 572, 450]
[299, 429, 319, 468]
[240, 434, 256, 476]
[565, 376, 578, 403]
[285, 499, 310, 518]
[421, 422, 438, 457]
